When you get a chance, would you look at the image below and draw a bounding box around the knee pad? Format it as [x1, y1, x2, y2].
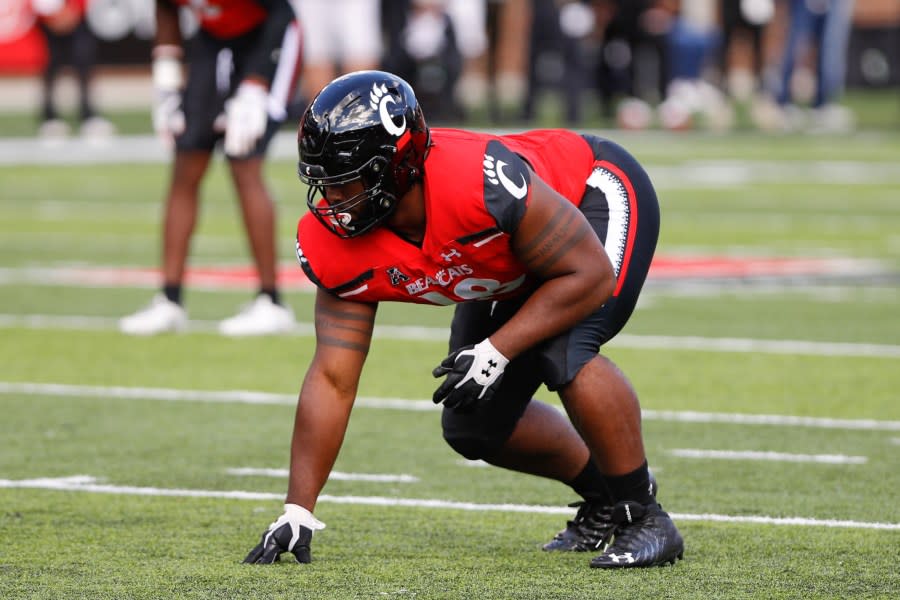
[438, 357, 538, 461]
[441, 429, 502, 461]
[441, 410, 515, 461]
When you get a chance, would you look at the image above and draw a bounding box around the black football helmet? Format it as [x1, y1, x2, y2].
[297, 70, 431, 238]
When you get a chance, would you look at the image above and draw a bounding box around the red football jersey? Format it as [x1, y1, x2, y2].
[296, 129, 596, 306]
[169, 0, 267, 38]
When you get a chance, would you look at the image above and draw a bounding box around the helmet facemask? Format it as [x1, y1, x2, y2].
[299, 154, 397, 238]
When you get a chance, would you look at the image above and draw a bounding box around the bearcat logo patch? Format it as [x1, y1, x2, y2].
[483, 153, 527, 200]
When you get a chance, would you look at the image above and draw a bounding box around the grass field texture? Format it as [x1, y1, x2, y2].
[0, 129, 898, 599]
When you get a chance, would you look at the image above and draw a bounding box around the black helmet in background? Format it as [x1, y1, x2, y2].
[298, 70, 431, 238]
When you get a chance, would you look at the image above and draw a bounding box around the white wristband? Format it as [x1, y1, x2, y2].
[283, 503, 326, 531]
[152, 55, 183, 92]
[479, 338, 509, 365]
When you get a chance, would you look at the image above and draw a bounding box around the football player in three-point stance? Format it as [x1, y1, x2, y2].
[120, 0, 302, 337]
[244, 70, 684, 569]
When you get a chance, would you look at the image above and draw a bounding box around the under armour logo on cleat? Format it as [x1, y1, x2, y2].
[608, 552, 635, 564]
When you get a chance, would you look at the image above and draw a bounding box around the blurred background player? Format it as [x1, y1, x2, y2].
[381, 0, 466, 123]
[119, 0, 302, 336]
[293, 0, 382, 106]
[773, 0, 856, 132]
[32, 0, 115, 139]
[593, 0, 673, 129]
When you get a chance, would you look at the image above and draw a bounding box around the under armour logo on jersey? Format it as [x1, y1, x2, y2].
[440, 249, 462, 262]
[370, 83, 406, 137]
[483, 153, 527, 199]
[606, 552, 635, 564]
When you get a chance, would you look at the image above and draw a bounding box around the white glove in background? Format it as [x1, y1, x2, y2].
[151, 48, 185, 145]
[224, 82, 270, 157]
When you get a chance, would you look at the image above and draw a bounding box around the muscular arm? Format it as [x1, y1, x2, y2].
[286, 289, 377, 510]
[490, 175, 615, 359]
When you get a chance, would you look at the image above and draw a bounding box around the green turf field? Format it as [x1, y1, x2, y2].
[0, 129, 898, 599]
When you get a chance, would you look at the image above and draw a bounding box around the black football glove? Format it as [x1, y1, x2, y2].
[243, 504, 326, 564]
[432, 338, 509, 411]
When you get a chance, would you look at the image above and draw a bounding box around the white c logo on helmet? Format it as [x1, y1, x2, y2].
[370, 83, 407, 137]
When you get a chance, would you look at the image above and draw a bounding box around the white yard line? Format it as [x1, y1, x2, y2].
[1, 313, 898, 358]
[226, 468, 419, 483]
[641, 409, 900, 430]
[2, 381, 899, 431]
[611, 334, 900, 358]
[458, 460, 491, 468]
[0, 475, 896, 531]
[668, 449, 867, 464]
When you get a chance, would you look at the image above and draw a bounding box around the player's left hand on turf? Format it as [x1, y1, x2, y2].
[224, 81, 269, 157]
[432, 338, 509, 411]
[243, 503, 325, 564]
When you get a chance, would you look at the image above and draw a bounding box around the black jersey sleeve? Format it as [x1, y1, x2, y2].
[244, 0, 297, 85]
[481, 139, 531, 233]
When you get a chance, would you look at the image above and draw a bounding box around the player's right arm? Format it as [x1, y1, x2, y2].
[286, 289, 377, 510]
[245, 288, 376, 564]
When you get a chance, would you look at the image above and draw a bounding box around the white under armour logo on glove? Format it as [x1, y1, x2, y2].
[432, 338, 509, 411]
[224, 81, 270, 157]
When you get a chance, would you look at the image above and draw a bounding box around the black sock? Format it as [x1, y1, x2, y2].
[259, 288, 280, 306]
[604, 460, 654, 505]
[163, 284, 182, 305]
[567, 459, 614, 504]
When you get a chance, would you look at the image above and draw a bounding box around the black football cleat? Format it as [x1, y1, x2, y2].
[543, 470, 658, 552]
[542, 498, 614, 552]
[589, 501, 684, 568]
